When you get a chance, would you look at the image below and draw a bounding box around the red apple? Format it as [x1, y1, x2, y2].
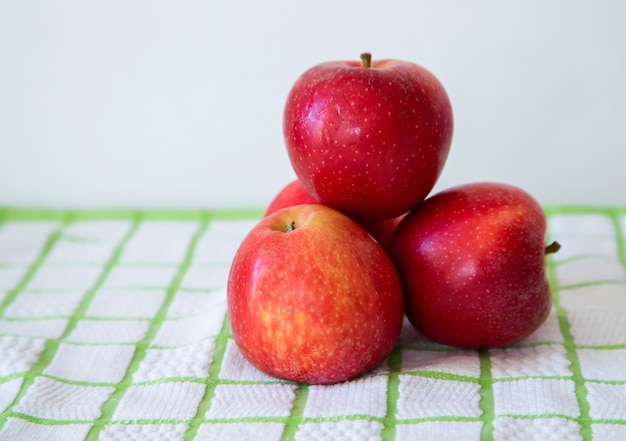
[390, 182, 559, 349]
[283, 52, 453, 221]
[265, 179, 405, 252]
[358, 216, 405, 255]
[228, 204, 404, 384]
[264, 179, 316, 217]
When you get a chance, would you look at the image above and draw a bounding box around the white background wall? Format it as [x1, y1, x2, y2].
[1, 1, 625, 210]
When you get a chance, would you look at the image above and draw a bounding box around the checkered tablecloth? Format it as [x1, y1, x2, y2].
[0, 206, 625, 441]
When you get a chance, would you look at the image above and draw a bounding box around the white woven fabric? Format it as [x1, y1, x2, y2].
[0, 209, 624, 441]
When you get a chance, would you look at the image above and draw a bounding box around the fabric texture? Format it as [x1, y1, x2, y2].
[0, 206, 625, 441]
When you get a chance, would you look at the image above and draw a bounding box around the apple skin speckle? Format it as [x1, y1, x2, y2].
[283, 56, 453, 221]
[390, 182, 553, 349]
[227, 204, 405, 384]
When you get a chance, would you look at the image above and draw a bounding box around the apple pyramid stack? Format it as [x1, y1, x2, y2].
[227, 53, 559, 385]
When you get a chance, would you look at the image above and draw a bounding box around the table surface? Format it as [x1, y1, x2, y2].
[0, 206, 625, 441]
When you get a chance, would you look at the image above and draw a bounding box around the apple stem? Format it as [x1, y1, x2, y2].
[285, 221, 296, 233]
[545, 241, 561, 255]
[360, 52, 372, 68]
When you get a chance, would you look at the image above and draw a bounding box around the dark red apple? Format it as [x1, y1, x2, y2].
[357, 216, 405, 254]
[390, 182, 559, 349]
[283, 52, 453, 221]
[265, 179, 405, 252]
[228, 204, 405, 384]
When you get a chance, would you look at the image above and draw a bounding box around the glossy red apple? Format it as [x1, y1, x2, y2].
[283, 52, 453, 221]
[390, 182, 559, 349]
[265, 179, 405, 252]
[228, 204, 404, 384]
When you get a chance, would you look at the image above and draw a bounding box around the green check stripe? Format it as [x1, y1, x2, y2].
[478, 349, 495, 441]
[183, 313, 233, 440]
[85, 215, 209, 440]
[0, 216, 70, 318]
[0, 216, 72, 432]
[547, 217, 592, 440]
[0, 213, 135, 431]
[608, 209, 626, 278]
[0, 207, 264, 222]
[381, 345, 402, 441]
[279, 383, 310, 441]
